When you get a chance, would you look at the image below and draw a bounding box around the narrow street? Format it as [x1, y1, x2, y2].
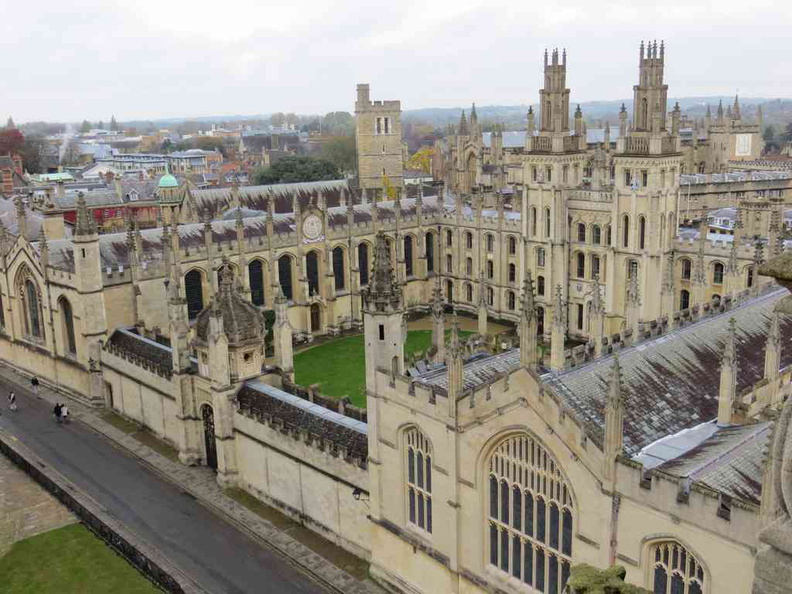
[0, 376, 327, 594]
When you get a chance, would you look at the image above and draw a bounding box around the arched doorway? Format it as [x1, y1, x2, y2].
[202, 404, 217, 470]
[310, 303, 322, 333]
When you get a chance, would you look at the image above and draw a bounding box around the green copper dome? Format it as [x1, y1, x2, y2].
[158, 173, 179, 188]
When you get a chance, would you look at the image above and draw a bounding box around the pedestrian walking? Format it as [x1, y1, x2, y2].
[54, 402, 62, 423]
[7, 391, 16, 411]
[61, 404, 69, 424]
[31, 376, 39, 395]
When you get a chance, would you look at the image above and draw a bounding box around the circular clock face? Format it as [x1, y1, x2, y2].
[303, 214, 323, 240]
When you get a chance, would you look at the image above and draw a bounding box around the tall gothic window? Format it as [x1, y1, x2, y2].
[537, 248, 546, 268]
[406, 427, 432, 533]
[592, 225, 601, 245]
[487, 287, 494, 306]
[59, 297, 76, 355]
[466, 258, 473, 277]
[681, 259, 692, 280]
[249, 260, 265, 306]
[333, 247, 345, 291]
[622, 214, 630, 248]
[545, 208, 551, 238]
[185, 269, 204, 320]
[466, 283, 473, 302]
[713, 262, 724, 285]
[466, 231, 473, 249]
[509, 263, 516, 284]
[22, 279, 42, 339]
[537, 275, 545, 296]
[577, 223, 586, 243]
[426, 232, 435, 273]
[404, 236, 414, 277]
[680, 289, 690, 310]
[488, 433, 574, 593]
[446, 254, 453, 273]
[650, 541, 705, 594]
[278, 255, 294, 300]
[486, 234, 494, 252]
[531, 207, 538, 237]
[576, 253, 585, 279]
[0, 292, 5, 328]
[306, 252, 320, 297]
[358, 243, 369, 286]
[639, 216, 646, 250]
[487, 260, 494, 279]
[507, 291, 516, 310]
[508, 236, 517, 255]
[446, 229, 453, 247]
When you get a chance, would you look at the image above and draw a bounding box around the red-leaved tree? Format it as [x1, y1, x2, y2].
[0, 129, 25, 156]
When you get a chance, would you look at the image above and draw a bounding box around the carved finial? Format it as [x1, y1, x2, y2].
[522, 271, 537, 322]
[75, 192, 96, 236]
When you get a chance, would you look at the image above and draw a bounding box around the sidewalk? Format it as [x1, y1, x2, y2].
[0, 363, 384, 594]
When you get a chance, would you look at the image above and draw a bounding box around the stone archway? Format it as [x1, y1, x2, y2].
[201, 404, 217, 470]
[310, 303, 322, 333]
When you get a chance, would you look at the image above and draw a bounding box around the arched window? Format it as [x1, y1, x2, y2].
[509, 263, 516, 283]
[466, 231, 473, 249]
[404, 236, 414, 277]
[605, 225, 612, 246]
[628, 260, 639, 280]
[446, 229, 453, 247]
[622, 214, 630, 248]
[537, 275, 546, 296]
[278, 255, 294, 300]
[426, 232, 435, 273]
[333, 247, 345, 291]
[249, 260, 265, 306]
[713, 262, 724, 285]
[507, 291, 516, 310]
[59, 297, 76, 355]
[466, 283, 473, 302]
[0, 292, 5, 328]
[747, 266, 754, 288]
[592, 255, 601, 279]
[638, 216, 646, 250]
[680, 289, 690, 310]
[592, 225, 601, 245]
[537, 248, 546, 268]
[681, 259, 692, 281]
[446, 254, 453, 273]
[508, 236, 517, 255]
[446, 280, 453, 302]
[545, 208, 551, 238]
[531, 207, 538, 237]
[577, 223, 586, 243]
[486, 234, 494, 252]
[466, 257, 473, 277]
[650, 541, 705, 594]
[21, 278, 42, 339]
[358, 243, 370, 286]
[185, 269, 204, 320]
[306, 252, 320, 296]
[576, 253, 585, 278]
[487, 260, 494, 279]
[405, 427, 432, 533]
[487, 287, 494, 306]
[488, 434, 574, 592]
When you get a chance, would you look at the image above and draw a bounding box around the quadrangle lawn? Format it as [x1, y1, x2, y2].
[294, 329, 469, 407]
[0, 523, 159, 594]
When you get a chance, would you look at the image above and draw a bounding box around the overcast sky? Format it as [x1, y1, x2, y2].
[3, 0, 790, 123]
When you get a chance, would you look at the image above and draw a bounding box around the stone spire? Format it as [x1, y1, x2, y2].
[273, 286, 294, 379]
[718, 318, 738, 427]
[362, 231, 402, 312]
[618, 103, 628, 138]
[519, 272, 538, 368]
[447, 315, 464, 417]
[458, 110, 469, 136]
[717, 99, 724, 124]
[75, 192, 97, 237]
[550, 284, 566, 371]
[603, 354, 625, 481]
[527, 106, 535, 136]
[431, 275, 446, 363]
[38, 227, 49, 268]
[590, 275, 606, 356]
[733, 95, 741, 120]
[626, 270, 642, 340]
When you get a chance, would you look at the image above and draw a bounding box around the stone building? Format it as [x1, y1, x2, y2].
[0, 40, 786, 594]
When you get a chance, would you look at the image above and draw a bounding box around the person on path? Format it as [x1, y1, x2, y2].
[8, 391, 16, 411]
[31, 376, 39, 395]
[61, 404, 69, 424]
[54, 403, 62, 423]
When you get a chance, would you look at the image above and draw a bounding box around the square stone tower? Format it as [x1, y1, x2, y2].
[355, 84, 403, 197]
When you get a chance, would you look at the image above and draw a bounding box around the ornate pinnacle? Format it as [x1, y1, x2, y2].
[727, 240, 739, 275]
[607, 354, 623, 409]
[552, 284, 565, 327]
[662, 251, 675, 294]
[522, 271, 537, 321]
[448, 314, 463, 359]
[75, 192, 96, 236]
[431, 275, 444, 320]
[362, 231, 402, 311]
[590, 274, 604, 314]
[627, 270, 641, 307]
[722, 318, 738, 368]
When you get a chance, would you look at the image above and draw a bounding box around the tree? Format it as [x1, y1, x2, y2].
[194, 136, 225, 154]
[0, 128, 25, 155]
[60, 138, 81, 165]
[320, 136, 356, 174]
[763, 126, 779, 153]
[781, 122, 792, 144]
[110, 115, 118, 131]
[321, 111, 354, 135]
[97, 120, 105, 130]
[253, 156, 340, 185]
[406, 147, 434, 173]
[80, 120, 91, 133]
[19, 134, 48, 173]
[270, 112, 286, 128]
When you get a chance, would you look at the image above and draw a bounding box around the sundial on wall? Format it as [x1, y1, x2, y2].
[302, 213, 323, 243]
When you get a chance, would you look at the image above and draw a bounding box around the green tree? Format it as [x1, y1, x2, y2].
[270, 112, 286, 128]
[194, 136, 225, 154]
[253, 156, 340, 185]
[321, 111, 354, 135]
[79, 120, 91, 133]
[764, 126, 779, 153]
[320, 136, 356, 174]
[782, 122, 792, 144]
[19, 134, 47, 173]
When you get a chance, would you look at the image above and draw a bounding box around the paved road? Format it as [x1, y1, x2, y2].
[0, 378, 327, 594]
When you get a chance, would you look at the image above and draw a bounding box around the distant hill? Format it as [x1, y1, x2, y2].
[403, 97, 792, 131]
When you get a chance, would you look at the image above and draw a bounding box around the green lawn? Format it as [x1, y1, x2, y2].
[0, 523, 159, 594]
[294, 330, 469, 407]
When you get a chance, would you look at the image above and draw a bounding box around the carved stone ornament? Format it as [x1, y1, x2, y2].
[302, 213, 323, 243]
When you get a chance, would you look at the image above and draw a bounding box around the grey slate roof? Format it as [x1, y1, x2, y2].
[654, 422, 770, 505]
[105, 328, 174, 377]
[544, 288, 792, 456]
[416, 350, 521, 395]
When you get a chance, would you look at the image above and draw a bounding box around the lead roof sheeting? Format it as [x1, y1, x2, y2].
[244, 380, 367, 435]
[544, 288, 792, 456]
